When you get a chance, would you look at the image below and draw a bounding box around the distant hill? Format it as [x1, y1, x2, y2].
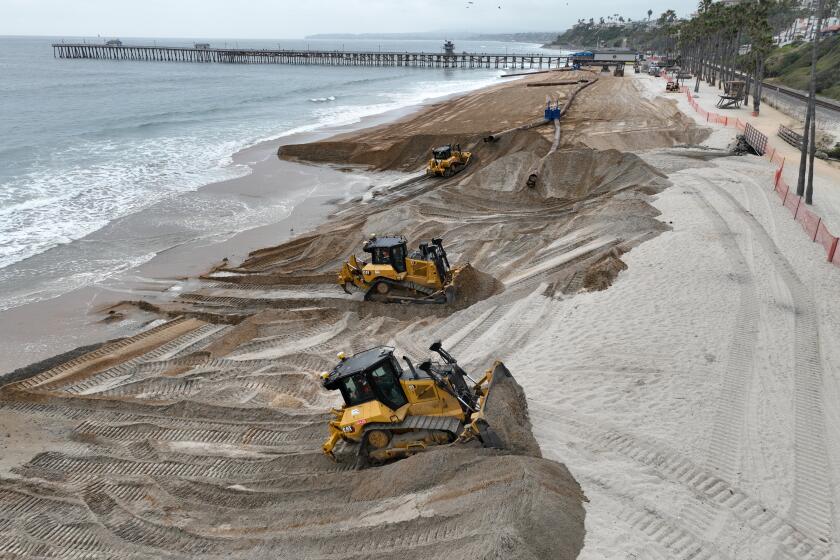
[544, 22, 665, 51]
[470, 32, 561, 43]
[305, 31, 561, 43]
[304, 32, 471, 40]
[765, 35, 840, 101]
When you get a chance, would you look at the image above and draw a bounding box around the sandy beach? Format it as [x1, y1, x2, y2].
[0, 102, 444, 374]
[2, 66, 839, 559]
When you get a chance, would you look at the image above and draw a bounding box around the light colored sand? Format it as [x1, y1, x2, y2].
[403, 76, 840, 558]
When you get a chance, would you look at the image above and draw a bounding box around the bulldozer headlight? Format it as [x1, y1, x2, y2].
[342, 426, 354, 433]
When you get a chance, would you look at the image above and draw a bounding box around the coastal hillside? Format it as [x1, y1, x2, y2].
[547, 21, 656, 49]
[544, 12, 677, 52]
[765, 34, 840, 100]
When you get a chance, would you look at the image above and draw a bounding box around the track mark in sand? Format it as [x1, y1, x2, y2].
[446, 304, 507, 353]
[534, 409, 832, 559]
[705, 183, 834, 546]
[688, 183, 761, 483]
[582, 474, 730, 560]
[8, 316, 192, 391]
[32, 322, 224, 396]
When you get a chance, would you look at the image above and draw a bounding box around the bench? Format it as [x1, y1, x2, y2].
[778, 125, 804, 149]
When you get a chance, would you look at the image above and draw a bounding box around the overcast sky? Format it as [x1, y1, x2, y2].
[1, 0, 698, 38]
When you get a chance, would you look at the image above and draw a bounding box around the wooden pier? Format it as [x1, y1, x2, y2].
[52, 43, 568, 69]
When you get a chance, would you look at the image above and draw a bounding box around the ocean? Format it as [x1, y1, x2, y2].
[0, 35, 556, 311]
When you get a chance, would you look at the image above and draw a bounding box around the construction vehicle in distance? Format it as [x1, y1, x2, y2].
[665, 80, 681, 92]
[613, 62, 625, 77]
[338, 234, 458, 303]
[426, 144, 471, 177]
[321, 341, 511, 465]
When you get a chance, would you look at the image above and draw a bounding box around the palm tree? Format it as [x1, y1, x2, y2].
[748, 0, 773, 116]
[803, 0, 826, 204]
[647, 9, 653, 21]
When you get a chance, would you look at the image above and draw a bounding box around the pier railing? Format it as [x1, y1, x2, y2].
[52, 43, 568, 69]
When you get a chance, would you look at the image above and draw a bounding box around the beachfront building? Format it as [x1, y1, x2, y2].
[774, 0, 840, 45]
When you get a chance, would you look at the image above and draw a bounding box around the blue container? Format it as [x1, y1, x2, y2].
[544, 101, 562, 120]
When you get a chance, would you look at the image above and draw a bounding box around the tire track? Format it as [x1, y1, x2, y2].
[707, 183, 834, 545]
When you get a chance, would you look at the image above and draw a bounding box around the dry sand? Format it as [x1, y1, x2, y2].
[9, 68, 823, 559]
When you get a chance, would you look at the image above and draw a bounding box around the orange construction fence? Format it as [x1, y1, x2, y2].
[670, 77, 840, 267]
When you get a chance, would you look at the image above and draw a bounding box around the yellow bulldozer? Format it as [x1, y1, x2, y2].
[426, 143, 471, 177]
[321, 341, 512, 465]
[338, 235, 458, 304]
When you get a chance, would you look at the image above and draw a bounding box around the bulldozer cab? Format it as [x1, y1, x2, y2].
[324, 347, 409, 411]
[432, 145, 452, 161]
[363, 236, 407, 273]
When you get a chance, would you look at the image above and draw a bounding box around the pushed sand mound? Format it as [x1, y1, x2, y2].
[280, 133, 484, 172]
[452, 263, 504, 308]
[1, 340, 585, 559]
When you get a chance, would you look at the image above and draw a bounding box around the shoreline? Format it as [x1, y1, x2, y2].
[0, 73, 521, 375]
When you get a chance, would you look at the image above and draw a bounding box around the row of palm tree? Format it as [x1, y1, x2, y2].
[796, 0, 835, 204]
[675, 0, 780, 114]
[572, 9, 673, 29]
[666, 0, 835, 205]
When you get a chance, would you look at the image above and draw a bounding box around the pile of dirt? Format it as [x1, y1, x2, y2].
[349, 450, 586, 560]
[728, 134, 758, 156]
[280, 133, 483, 172]
[452, 263, 504, 308]
[538, 148, 667, 200]
[582, 247, 630, 291]
[0, 342, 585, 559]
[482, 364, 543, 457]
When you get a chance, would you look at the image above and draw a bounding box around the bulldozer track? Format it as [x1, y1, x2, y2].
[22, 450, 350, 481]
[582, 474, 729, 560]
[535, 408, 832, 559]
[707, 181, 834, 545]
[364, 414, 462, 438]
[7, 317, 191, 391]
[689, 183, 760, 483]
[45, 323, 225, 395]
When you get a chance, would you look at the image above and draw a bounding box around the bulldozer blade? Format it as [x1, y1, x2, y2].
[473, 362, 517, 450]
[341, 282, 354, 295]
[444, 285, 456, 305]
[475, 418, 504, 449]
